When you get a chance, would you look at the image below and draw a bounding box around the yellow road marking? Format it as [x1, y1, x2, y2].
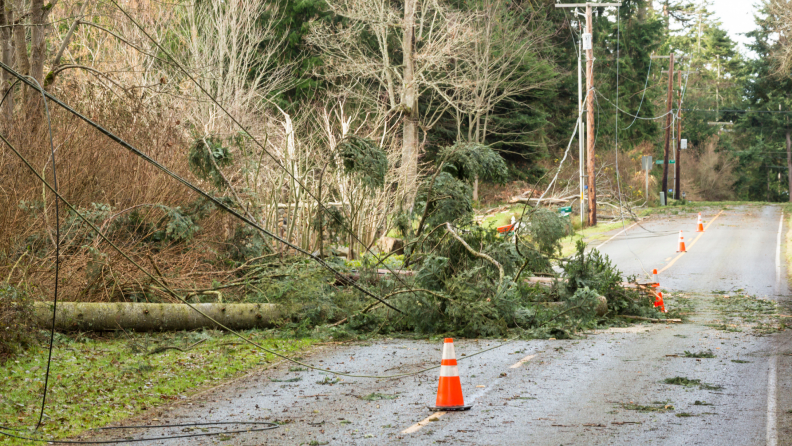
[402, 412, 446, 434]
[664, 257, 672, 261]
[596, 220, 641, 249]
[658, 210, 724, 274]
[509, 354, 537, 369]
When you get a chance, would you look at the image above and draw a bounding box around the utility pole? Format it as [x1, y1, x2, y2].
[675, 68, 682, 199]
[585, 3, 596, 225]
[653, 53, 676, 203]
[556, 1, 621, 226]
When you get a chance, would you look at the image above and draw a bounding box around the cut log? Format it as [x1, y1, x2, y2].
[524, 277, 658, 299]
[33, 302, 281, 332]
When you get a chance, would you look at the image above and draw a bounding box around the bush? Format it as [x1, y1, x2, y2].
[0, 284, 38, 362]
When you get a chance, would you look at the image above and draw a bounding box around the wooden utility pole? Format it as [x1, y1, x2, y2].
[656, 53, 674, 201]
[585, 4, 596, 226]
[675, 68, 682, 199]
[555, 2, 621, 225]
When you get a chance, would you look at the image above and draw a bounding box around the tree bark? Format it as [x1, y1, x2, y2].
[33, 302, 281, 331]
[29, 0, 47, 84]
[25, 0, 51, 122]
[0, 0, 13, 122]
[401, 0, 418, 198]
[12, 0, 29, 78]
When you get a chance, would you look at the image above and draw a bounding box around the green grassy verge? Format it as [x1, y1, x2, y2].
[559, 211, 654, 257]
[784, 203, 792, 290]
[0, 331, 317, 444]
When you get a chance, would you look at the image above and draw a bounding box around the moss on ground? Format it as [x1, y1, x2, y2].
[0, 330, 316, 444]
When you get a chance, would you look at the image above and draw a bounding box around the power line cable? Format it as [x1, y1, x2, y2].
[104, 0, 420, 301]
[622, 58, 653, 129]
[0, 60, 401, 316]
[0, 81, 284, 445]
[614, 5, 626, 230]
[25, 76, 60, 432]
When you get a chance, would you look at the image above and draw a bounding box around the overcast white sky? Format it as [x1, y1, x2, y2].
[709, 0, 761, 56]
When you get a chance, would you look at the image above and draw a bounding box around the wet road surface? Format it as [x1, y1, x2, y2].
[86, 205, 792, 445]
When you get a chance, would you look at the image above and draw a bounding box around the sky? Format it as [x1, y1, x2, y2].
[709, 1, 761, 56]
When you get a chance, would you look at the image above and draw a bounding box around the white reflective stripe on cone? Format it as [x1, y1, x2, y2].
[439, 365, 459, 377]
[442, 343, 456, 360]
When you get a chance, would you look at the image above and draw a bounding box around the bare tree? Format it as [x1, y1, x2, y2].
[0, 0, 60, 122]
[307, 0, 476, 200]
[766, 0, 792, 75]
[435, 0, 557, 200]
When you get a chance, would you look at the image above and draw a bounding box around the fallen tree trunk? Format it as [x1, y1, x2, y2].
[524, 277, 658, 299]
[33, 302, 281, 332]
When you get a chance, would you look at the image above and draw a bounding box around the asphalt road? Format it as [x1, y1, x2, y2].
[86, 204, 792, 446]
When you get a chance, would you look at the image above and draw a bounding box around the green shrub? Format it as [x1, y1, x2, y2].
[0, 284, 38, 362]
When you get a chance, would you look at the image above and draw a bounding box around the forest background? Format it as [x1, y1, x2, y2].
[2, 0, 792, 344]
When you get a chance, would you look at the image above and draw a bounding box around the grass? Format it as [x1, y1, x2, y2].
[663, 376, 723, 390]
[684, 350, 716, 358]
[0, 330, 317, 445]
[784, 203, 792, 289]
[707, 293, 782, 335]
[559, 214, 649, 257]
[619, 401, 674, 412]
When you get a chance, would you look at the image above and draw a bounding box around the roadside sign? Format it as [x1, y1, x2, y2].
[681, 139, 688, 149]
[669, 160, 675, 164]
[641, 155, 653, 171]
[558, 206, 573, 217]
[655, 160, 663, 165]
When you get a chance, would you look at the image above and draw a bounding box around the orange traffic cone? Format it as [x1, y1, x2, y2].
[676, 231, 686, 252]
[429, 338, 471, 411]
[652, 268, 659, 288]
[654, 291, 666, 313]
[696, 213, 704, 232]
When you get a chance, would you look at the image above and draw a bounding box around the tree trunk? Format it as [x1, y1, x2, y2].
[786, 128, 792, 203]
[0, 0, 13, 122]
[25, 0, 49, 122]
[12, 0, 29, 79]
[401, 0, 418, 199]
[33, 302, 282, 331]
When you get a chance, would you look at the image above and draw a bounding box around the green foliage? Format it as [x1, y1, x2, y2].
[440, 142, 508, 184]
[313, 205, 347, 245]
[62, 203, 113, 249]
[0, 284, 38, 362]
[562, 240, 658, 317]
[525, 209, 569, 257]
[225, 225, 271, 262]
[337, 136, 388, 189]
[415, 172, 473, 229]
[188, 136, 234, 190]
